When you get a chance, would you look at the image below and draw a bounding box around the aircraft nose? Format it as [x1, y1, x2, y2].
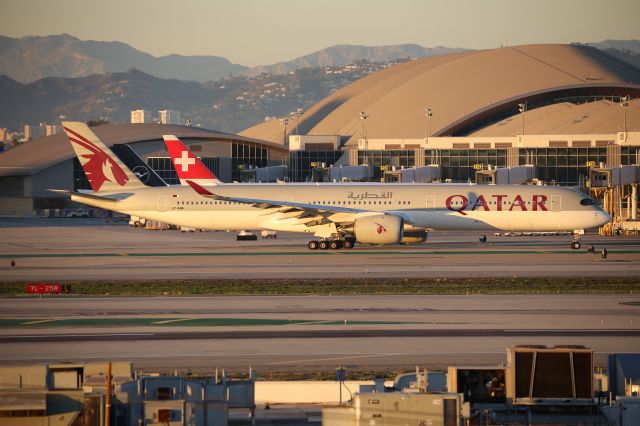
[597, 210, 611, 226]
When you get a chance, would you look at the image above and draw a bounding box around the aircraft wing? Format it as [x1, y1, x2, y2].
[185, 180, 406, 226]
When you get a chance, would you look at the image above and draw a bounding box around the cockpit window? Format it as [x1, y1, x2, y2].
[580, 198, 594, 206]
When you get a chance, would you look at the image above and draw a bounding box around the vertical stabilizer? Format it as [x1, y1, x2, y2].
[163, 135, 221, 186]
[62, 122, 145, 192]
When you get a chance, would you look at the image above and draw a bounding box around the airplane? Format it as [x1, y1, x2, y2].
[54, 121, 611, 250]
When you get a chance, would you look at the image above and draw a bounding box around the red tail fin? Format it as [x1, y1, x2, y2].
[163, 135, 220, 186]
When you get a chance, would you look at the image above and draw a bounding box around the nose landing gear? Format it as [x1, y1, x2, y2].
[570, 229, 585, 250]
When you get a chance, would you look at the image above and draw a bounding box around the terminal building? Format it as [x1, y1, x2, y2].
[0, 44, 639, 219]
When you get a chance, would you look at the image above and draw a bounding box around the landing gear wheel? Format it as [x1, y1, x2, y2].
[319, 240, 330, 250]
[329, 240, 342, 250]
[343, 239, 354, 249]
[571, 241, 581, 250]
[308, 240, 319, 250]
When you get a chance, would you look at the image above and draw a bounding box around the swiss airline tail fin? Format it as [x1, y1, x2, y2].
[62, 121, 145, 192]
[163, 135, 221, 186]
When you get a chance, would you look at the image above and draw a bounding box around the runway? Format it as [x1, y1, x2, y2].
[1, 217, 639, 280]
[3, 328, 640, 343]
[1, 294, 639, 373]
[1, 218, 639, 373]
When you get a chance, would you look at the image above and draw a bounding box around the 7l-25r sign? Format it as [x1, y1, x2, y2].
[26, 284, 71, 294]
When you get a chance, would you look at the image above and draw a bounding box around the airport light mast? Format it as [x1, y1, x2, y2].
[290, 108, 303, 135]
[620, 95, 630, 135]
[425, 107, 433, 139]
[518, 102, 527, 136]
[360, 111, 369, 150]
[280, 117, 289, 146]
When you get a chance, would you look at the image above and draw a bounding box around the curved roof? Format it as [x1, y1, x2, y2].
[240, 44, 640, 144]
[470, 98, 640, 136]
[0, 123, 287, 176]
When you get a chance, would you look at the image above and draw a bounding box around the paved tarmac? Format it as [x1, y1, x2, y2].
[1, 218, 639, 373]
[1, 294, 639, 373]
[1, 217, 639, 280]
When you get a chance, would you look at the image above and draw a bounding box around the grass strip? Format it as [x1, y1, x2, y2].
[0, 277, 638, 296]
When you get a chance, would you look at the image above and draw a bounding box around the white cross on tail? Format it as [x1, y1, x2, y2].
[174, 150, 195, 172]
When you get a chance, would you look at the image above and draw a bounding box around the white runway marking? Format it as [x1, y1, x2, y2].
[0, 333, 155, 339]
[153, 318, 191, 324]
[21, 319, 56, 325]
[267, 353, 406, 366]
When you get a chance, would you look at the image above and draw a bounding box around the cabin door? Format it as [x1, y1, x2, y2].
[158, 195, 168, 212]
[426, 195, 436, 211]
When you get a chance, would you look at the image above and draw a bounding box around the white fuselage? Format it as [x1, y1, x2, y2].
[72, 183, 610, 235]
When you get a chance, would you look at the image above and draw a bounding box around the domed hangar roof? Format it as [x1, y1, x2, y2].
[240, 44, 640, 145]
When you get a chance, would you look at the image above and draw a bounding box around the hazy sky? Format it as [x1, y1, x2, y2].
[3, 0, 640, 66]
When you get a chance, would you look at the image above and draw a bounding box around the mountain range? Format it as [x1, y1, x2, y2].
[245, 44, 468, 76]
[0, 34, 249, 84]
[0, 35, 638, 134]
[589, 39, 640, 54]
[0, 34, 467, 83]
[0, 61, 394, 132]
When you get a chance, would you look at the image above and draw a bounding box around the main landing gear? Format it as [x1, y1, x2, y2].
[570, 230, 583, 250]
[308, 238, 355, 250]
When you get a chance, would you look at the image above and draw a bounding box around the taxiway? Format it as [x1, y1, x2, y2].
[1, 218, 639, 280]
[0, 294, 638, 373]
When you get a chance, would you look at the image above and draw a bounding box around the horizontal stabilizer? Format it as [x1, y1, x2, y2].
[48, 189, 131, 204]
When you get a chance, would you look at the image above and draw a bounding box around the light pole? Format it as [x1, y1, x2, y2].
[290, 108, 303, 135]
[280, 118, 289, 146]
[359, 111, 369, 150]
[518, 102, 527, 136]
[425, 107, 433, 139]
[620, 95, 630, 134]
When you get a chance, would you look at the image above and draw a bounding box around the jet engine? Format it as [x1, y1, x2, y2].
[353, 215, 403, 245]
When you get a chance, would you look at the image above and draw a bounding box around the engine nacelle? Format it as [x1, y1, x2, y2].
[353, 215, 403, 245]
[400, 229, 427, 244]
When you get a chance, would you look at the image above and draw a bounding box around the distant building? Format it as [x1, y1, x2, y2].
[23, 124, 44, 140]
[159, 109, 181, 125]
[45, 124, 62, 137]
[131, 109, 153, 124]
[22, 124, 62, 141]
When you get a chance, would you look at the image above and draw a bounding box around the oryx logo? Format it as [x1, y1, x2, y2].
[132, 166, 150, 183]
[375, 222, 386, 234]
[64, 126, 129, 191]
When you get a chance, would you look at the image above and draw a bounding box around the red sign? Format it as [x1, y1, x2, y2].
[26, 284, 69, 294]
